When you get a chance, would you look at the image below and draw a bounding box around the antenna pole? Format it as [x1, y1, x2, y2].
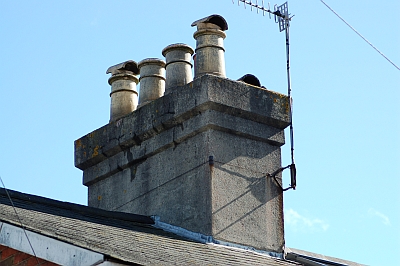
[234, 0, 297, 189]
[285, 18, 295, 166]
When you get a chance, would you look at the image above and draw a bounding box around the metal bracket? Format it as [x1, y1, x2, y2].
[267, 164, 296, 191]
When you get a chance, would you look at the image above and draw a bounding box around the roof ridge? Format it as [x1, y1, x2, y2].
[0, 188, 154, 225]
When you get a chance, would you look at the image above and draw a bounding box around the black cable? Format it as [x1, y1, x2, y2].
[0, 176, 40, 264]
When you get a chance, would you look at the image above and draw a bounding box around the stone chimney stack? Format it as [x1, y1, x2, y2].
[192, 15, 228, 78]
[75, 14, 290, 254]
[106, 61, 139, 122]
[137, 58, 166, 107]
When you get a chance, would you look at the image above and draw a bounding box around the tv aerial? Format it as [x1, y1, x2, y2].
[233, 0, 296, 191]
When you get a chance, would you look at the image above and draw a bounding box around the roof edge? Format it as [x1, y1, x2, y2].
[0, 188, 154, 225]
[0, 222, 105, 266]
[285, 247, 366, 266]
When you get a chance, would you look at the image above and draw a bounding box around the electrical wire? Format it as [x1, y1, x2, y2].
[320, 0, 400, 71]
[112, 160, 209, 211]
[0, 176, 40, 265]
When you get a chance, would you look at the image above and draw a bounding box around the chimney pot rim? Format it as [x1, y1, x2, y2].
[138, 58, 166, 68]
[161, 43, 194, 57]
[193, 28, 227, 39]
[108, 73, 139, 85]
[162, 43, 194, 57]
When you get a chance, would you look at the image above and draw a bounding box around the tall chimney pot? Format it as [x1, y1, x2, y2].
[192, 15, 228, 78]
[138, 58, 166, 107]
[106, 60, 139, 122]
[162, 43, 194, 92]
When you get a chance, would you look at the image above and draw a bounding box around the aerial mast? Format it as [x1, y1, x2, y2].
[233, 0, 296, 190]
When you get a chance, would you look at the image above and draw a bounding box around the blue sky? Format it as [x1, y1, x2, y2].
[0, 1, 399, 265]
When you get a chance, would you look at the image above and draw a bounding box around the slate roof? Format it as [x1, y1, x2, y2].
[285, 248, 365, 266]
[0, 189, 301, 266]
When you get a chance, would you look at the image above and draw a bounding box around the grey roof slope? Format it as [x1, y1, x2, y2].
[0, 189, 300, 266]
[286, 248, 366, 266]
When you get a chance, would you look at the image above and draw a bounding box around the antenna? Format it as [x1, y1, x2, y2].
[233, 0, 296, 190]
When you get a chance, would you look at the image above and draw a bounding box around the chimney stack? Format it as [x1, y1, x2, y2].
[137, 58, 166, 107]
[75, 14, 290, 254]
[191, 15, 228, 78]
[162, 43, 194, 92]
[106, 60, 139, 122]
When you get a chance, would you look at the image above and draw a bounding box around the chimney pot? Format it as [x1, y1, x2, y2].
[237, 74, 261, 87]
[162, 43, 194, 92]
[137, 58, 166, 107]
[192, 15, 228, 78]
[107, 60, 139, 122]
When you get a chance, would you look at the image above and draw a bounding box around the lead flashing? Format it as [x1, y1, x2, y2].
[152, 216, 284, 259]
